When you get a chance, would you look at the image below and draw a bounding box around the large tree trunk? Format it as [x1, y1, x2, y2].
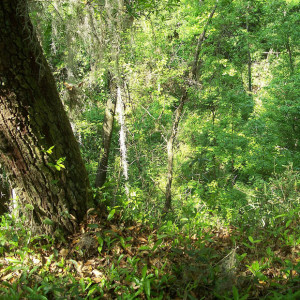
[0, 0, 92, 235]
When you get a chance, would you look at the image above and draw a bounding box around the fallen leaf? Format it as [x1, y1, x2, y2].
[138, 237, 148, 243]
[92, 269, 103, 278]
[60, 248, 69, 258]
[110, 224, 121, 234]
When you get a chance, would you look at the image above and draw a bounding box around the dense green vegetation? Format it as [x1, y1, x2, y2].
[0, 0, 299, 299]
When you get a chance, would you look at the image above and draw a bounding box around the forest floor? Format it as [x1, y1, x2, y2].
[0, 208, 299, 299]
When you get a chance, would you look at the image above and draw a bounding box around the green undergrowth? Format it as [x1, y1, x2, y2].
[0, 195, 299, 300]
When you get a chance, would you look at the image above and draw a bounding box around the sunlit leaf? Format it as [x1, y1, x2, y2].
[107, 209, 116, 221]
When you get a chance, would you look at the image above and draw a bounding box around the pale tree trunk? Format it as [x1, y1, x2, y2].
[246, 3, 252, 93]
[95, 0, 133, 191]
[0, 0, 92, 235]
[116, 85, 130, 196]
[165, 3, 217, 211]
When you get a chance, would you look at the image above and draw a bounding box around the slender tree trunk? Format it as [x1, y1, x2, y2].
[247, 49, 252, 93]
[95, 78, 117, 188]
[0, 0, 92, 235]
[246, 6, 252, 93]
[286, 38, 294, 75]
[164, 4, 217, 211]
[116, 85, 130, 196]
[165, 92, 187, 211]
[94, 0, 133, 191]
[192, 3, 217, 78]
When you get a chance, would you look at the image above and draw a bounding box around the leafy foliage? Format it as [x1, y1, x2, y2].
[1, 0, 299, 298]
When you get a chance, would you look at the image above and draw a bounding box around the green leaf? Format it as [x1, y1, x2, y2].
[275, 214, 287, 219]
[138, 245, 150, 251]
[144, 278, 151, 297]
[87, 224, 99, 229]
[120, 236, 126, 249]
[87, 286, 97, 297]
[97, 236, 103, 246]
[237, 253, 247, 261]
[79, 278, 85, 291]
[142, 265, 147, 280]
[248, 236, 254, 243]
[243, 242, 254, 249]
[44, 146, 55, 154]
[107, 209, 116, 221]
[286, 219, 292, 228]
[232, 285, 239, 300]
[23, 286, 33, 293]
[43, 218, 54, 226]
[157, 234, 168, 239]
[152, 239, 163, 252]
[25, 204, 34, 211]
[97, 236, 103, 254]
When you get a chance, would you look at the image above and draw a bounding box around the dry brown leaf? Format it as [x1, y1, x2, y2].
[59, 248, 69, 258]
[82, 264, 92, 274]
[138, 237, 148, 243]
[130, 282, 139, 290]
[125, 248, 134, 256]
[92, 277, 103, 283]
[85, 259, 96, 266]
[69, 260, 83, 277]
[92, 269, 104, 278]
[87, 208, 96, 215]
[1, 272, 15, 281]
[110, 224, 121, 234]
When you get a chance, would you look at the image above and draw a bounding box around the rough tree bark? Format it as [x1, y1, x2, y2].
[0, 172, 9, 215]
[165, 3, 217, 211]
[0, 0, 92, 235]
[95, 73, 117, 188]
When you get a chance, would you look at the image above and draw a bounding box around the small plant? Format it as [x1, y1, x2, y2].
[246, 260, 268, 281]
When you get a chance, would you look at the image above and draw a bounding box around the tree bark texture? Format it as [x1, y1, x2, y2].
[0, 0, 91, 235]
[95, 82, 116, 188]
[0, 173, 9, 215]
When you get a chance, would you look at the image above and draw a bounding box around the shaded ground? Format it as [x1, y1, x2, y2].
[0, 209, 299, 299]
